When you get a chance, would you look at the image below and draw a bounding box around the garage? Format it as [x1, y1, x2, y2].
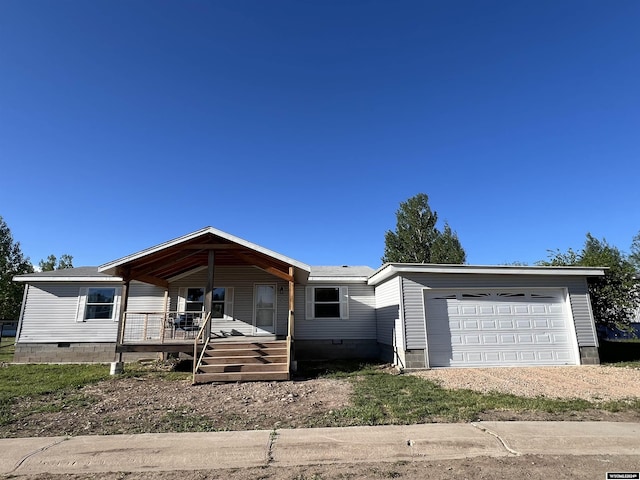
[424, 289, 579, 367]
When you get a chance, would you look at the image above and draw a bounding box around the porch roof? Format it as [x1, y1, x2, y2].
[98, 227, 311, 287]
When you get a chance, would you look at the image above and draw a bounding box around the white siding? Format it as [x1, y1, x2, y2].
[375, 277, 401, 345]
[18, 283, 120, 343]
[401, 273, 598, 350]
[168, 266, 291, 336]
[295, 282, 376, 340]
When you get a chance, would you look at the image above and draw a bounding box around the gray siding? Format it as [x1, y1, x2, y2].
[127, 282, 166, 312]
[168, 266, 291, 336]
[295, 282, 376, 340]
[375, 277, 401, 345]
[401, 273, 598, 350]
[18, 282, 119, 343]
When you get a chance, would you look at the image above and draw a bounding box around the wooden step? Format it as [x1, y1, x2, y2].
[200, 355, 288, 365]
[204, 347, 287, 357]
[199, 363, 288, 374]
[206, 341, 284, 349]
[194, 371, 289, 383]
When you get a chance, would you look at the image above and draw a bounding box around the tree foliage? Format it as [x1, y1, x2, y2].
[39, 253, 74, 271]
[630, 231, 640, 272]
[0, 216, 34, 319]
[540, 233, 640, 334]
[382, 193, 466, 264]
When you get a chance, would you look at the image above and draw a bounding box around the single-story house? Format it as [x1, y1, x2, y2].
[13, 227, 605, 381]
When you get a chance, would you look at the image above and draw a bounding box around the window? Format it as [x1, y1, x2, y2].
[185, 287, 204, 313]
[178, 287, 234, 320]
[76, 287, 120, 322]
[305, 286, 349, 319]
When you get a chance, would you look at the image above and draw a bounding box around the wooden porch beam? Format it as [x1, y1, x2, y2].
[230, 250, 294, 282]
[130, 249, 205, 276]
[204, 250, 215, 339]
[130, 273, 169, 289]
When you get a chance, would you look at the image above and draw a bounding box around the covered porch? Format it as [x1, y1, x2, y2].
[98, 227, 310, 382]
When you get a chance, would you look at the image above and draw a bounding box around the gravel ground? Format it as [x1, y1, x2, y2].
[410, 365, 640, 402]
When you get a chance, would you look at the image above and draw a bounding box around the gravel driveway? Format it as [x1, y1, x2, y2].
[410, 365, 640, 402]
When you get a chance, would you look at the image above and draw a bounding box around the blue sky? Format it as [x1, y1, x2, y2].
[1, 0, 638, 269]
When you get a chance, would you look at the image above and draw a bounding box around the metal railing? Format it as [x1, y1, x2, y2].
[121, 311, 206, 344]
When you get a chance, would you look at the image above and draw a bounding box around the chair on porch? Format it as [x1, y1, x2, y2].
[173, 313, 201, 339]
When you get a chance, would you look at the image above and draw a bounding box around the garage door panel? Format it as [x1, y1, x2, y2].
[425, 289, 577, 367]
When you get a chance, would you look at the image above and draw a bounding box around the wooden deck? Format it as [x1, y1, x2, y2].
[116, 336, 290, 383]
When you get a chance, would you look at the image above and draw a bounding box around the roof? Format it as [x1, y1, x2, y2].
[368, 263, 607, 286]
[13, 267, 123, 283]
[97, 226, 311, 286]
[309, 266, 375, 283]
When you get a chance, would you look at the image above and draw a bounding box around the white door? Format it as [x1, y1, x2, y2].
[424, 289, 578, 367]
[254, 284, 276, 335]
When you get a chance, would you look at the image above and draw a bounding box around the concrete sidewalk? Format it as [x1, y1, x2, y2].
[1, 422, 638, 476]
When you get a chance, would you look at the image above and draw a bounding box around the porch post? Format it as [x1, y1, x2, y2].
[115, 269, 131, 363]
[288, 266, 295, 339]
[204, 250, 215, 338]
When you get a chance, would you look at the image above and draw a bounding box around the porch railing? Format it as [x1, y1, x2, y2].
[121, 311, 206, 344]
[193, 311, 212, 383]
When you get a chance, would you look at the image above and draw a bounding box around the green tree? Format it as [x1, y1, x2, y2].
[382, 193, 466, 264]
[540, 233, 640, 334]
[39, 254, 57, 272]
[0, 216, 34, 319]
[630, 231, 640, 272]
[38, 253, 74, 271]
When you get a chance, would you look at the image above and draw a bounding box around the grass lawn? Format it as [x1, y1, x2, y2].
[312, 362, 640, 425]
[0, 336, 15, 362]
[0, 363, 110, 426]
[1, 361, 639, 433]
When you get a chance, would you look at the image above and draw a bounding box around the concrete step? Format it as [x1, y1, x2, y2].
[199, 363, 288, 374]
[193, 371, 290, 383]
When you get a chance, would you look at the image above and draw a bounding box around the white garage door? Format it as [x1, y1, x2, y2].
[424, 289, 578, 367]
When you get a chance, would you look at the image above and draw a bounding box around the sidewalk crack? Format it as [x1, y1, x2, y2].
[471, 422, 520, 456]
[266, 428, 278, 465]
[10, 437, 70, 473]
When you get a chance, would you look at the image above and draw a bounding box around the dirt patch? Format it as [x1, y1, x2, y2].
[410, 365, 640, 401]
[3, 375, 351, 438]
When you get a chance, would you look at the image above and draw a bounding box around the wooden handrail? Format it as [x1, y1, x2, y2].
[193, 311, 212, 384]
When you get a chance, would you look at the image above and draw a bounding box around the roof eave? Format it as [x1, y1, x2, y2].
[98, 226, 311, 275]
[367, 264, 608, 286]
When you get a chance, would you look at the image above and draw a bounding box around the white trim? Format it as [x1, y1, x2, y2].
[13, 276, 123, 283]
[308, 277, 369, 283]
[98, 226, 311, 274]
[368, 264, 607, 286]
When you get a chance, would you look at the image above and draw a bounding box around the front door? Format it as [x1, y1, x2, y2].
[254, 284, 276, 335]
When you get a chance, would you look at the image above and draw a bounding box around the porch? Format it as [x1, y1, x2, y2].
[100, 227, 311, 383]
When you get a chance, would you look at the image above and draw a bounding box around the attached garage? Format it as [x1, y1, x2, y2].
[424, 289, 578, 367]
[369, 264, 606, 369]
